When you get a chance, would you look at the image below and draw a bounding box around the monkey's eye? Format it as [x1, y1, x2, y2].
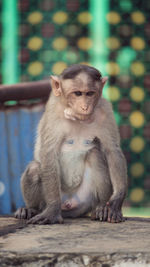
[86, 91, 95, 96]
[74, 91, 82, 96]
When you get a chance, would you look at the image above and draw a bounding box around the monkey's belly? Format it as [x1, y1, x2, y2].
[60, 138, 95, 191]
[61, 166, 93, 217]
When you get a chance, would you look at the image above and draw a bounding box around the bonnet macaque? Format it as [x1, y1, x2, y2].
[15, 64, 127, 224]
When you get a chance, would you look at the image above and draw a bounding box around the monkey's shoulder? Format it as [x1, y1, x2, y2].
[96, 98, 117, 123]
[97, 98, 114, 113]
[95, 98, 120, 141]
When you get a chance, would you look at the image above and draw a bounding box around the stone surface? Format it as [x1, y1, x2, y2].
[0, 216, 150, 266]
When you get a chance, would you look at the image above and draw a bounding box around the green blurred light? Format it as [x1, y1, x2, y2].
[89, 0, 109, 99]
[117, 47, 136, 68]
[4, 101, 17, 106]
[119, 0, 132, 11]
[63, 51, 79, 64]
[2, 0, 19, 84]
[40, 50, 58, 62]
[114, 111, 121, 124]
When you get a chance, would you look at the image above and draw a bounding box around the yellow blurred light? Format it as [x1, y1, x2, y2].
[130, 162, 144, 177]
[129, 111, 145, 128]
[130, 188, 144, 203]
[130, 37, 145, 50]
[53, 11, 68, 24]
[52, 37, 68, 51]
[130, 136, 145, 153]
[52, 62, 67, 75]
[78, 12, 92, 24]
[106, 86, 120, 101]
[131, 11, 145, 24]
[28, 61, 43, 76]
[106, 62, 120, 76]
[77, 37, 93, 51]
[28, 37, 43, 51]
[130, 87, 145, 102]
[28, 12, 43, 24]
[106, 37, 120, 50]
[106, 11, 121, 24]
[131, 62, 145, 76]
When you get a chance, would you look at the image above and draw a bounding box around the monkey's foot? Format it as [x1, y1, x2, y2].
[91, 205, 108, 222]
[14, 207, 38, 220]
[27, 209, 63, 225]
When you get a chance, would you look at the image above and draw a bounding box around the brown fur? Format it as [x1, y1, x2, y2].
[15, 64, 127, 224]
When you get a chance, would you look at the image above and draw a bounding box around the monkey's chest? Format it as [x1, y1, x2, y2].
[60, 138, 95, 191]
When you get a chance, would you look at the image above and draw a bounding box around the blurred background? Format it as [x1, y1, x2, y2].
[0, 0, 150, 216]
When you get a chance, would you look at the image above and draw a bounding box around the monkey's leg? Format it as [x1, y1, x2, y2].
[15, 161, 44, 220]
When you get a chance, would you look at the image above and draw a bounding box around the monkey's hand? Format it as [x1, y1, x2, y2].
[27, 207, 63, 225]
[64, 108, 88, 121]
[91, 197, 125, 223]
[64, 108, 76, 121]
[106, 194, 125, 223]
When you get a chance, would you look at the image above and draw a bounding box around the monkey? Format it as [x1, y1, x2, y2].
[15, 64, 128, 224]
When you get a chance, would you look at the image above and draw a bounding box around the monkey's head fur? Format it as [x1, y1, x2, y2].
[50, 64, 108, 121]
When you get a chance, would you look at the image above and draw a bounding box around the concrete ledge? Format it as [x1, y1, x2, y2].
[0, 216, 150, 266]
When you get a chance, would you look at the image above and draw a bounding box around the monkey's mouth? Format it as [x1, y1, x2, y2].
[76, 110, 93, 121]
[79, 108, 92, 116]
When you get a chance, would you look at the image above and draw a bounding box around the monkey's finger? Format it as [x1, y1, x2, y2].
[95, 207, 102, 220]
[27, 209, 35, 220]
[111, 213, 118, 223]
[37, 216, 64, 224]
[117, 212, 125, 222]
[107, 208, 113, 223]
[14, 208, 20, 219]
[15, 208, 26, 219]
[21, 208, 27, 219]
[98, 209, 104, 221]
[98, 211, 103, 221]
[38, 218, 49, 224]
[28, 216, 49, 225]
[103, 207, 108, 221]
[27, 215, 41, 224]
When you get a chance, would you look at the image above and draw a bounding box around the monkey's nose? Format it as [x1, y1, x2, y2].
[81, 106, 88, 111]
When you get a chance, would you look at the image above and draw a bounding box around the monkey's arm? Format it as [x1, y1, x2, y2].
[98, 100, 128, 222]
[104, 143, 127, 222]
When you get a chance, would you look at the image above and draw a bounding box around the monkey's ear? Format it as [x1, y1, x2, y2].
[101, 77, 108, 88]
[50, 75, 62, 96]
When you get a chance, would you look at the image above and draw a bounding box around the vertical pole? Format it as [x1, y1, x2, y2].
[89, 0, 109, 97]
[2, 0, 19, 84]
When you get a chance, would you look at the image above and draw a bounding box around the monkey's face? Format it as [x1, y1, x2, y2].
[61, 73, 101, 119]
[50, 71, 108, 121]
